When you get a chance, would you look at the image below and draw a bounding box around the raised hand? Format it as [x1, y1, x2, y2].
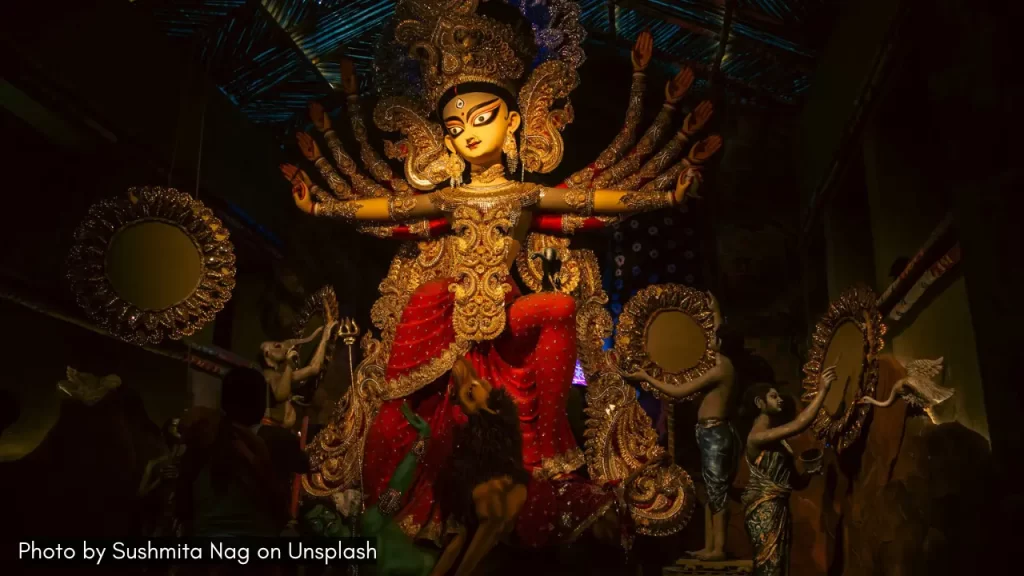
[673, 166, 704, 203]
[689, 134, 723, 164]
[631, 30, 654, 72]
[291, 180, 314, 214]
[819, 365, 838, 391]
[400, 402, 431, 439]
[666, 67, 696, 103]
[296, 132, 322, 162]
[682, 101, 713, 135]
[309, 102, 331, 132]
[339, 58, 359, 95]
[279, 164, 312, 187]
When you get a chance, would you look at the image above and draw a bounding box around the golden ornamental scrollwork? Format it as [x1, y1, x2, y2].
[801, 285, 886, 453]
[66, 186, 236, 345]
[514, 233, 581, 295]
[373, 97, 449, 190]
[582, 369, 697, 536]
[448, 204, 514, 343]
[305, 331, 386, 496]
[614, 284, 716, 402]
[293, 285, 340, 391]
[519, 60, 579, 174]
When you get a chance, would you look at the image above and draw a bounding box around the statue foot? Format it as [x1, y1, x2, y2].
[686, 548, 711, 558]
[694, 550, 727, 562]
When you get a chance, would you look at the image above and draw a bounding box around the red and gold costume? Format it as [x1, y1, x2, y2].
[297, 0, 718, 547]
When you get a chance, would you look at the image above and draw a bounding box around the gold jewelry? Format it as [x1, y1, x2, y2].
[446, 151, 465, 188]
[314, 198, 364, 220]
[378, 488, 402, 517]
[473, 164, 506, 185]
[620, 191, 672, 212]
[564, 187, 595, 216]
[388, 195, 417, 220]
[503, 131, 519, 174]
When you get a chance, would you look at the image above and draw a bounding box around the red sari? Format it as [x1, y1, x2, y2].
[361, 278, 615, 545]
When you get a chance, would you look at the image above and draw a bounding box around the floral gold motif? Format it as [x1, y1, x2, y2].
[66, 186, 236, 345]
[448, 204, 514, 343]
[590, 71, 646, 173]
[388, 195, 418, 221]
[563, 187, 595, 216]
[515, 233, 581, 296]
[519, 60, 579, 174]
[373, 97, 450, 190]
[620, 191, 672, 212]
[614, 284, 716, 402]
[315, 197, 364, 220]
[801, 285, 886, 453]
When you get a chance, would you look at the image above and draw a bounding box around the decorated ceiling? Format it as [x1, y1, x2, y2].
[141, 0, 835, 124]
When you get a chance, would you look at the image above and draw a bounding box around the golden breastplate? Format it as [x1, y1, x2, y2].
[431, 182, 541, 343]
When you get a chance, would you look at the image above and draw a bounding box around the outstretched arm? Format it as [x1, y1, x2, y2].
[289, 179, 440, 222]
[624, 354, 731, 400]
[538, 135, 722, 216]
[292, 321, 338, 383]
[749, 366, 837, 448]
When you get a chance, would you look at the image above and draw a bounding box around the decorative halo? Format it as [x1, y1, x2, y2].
[614, 284, 716, 401]
[801, 284, 886, 453]
[293, 285, 341, 391]
[66, 186, 236, 345]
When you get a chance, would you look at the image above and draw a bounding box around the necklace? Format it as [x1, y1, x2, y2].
[471, 164, 506, 184]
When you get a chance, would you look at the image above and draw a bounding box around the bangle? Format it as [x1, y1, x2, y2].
[411, 437, 428, 460]
[377, 488, 402, 517]
[620, 191, 672, 212]
[564, 187, 595, 216]
[388, 195, 417, 221]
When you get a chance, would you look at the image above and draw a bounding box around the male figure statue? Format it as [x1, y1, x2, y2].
[624, 295, 739, 561]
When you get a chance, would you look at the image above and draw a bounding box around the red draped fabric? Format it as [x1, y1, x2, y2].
[361, 277, 611, 545]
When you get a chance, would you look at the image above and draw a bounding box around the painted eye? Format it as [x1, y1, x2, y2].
[473, 110, 495, 126]
[448, 126, 463, 137]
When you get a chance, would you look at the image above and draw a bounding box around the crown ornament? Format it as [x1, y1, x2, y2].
[393, 0, 536, 110]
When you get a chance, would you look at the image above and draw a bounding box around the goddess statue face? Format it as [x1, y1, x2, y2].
[442, 91, 520, 167]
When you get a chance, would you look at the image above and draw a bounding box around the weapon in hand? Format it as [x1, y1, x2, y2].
[339, 318, 361, 387]
[530, 247, 562, 292]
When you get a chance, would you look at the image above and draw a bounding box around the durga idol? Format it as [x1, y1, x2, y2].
[288, 0, 722, 552]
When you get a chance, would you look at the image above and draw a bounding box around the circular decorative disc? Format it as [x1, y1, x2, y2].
[293, 285, 341, 391]
[614, 284, 717, 401]
[66, 187, 236, 345]
[801, 285, 886, 453]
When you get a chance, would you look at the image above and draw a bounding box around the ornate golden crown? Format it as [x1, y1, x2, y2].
[393, 0, 536, 110]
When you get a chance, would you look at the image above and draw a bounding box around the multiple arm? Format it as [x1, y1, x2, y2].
[564, 31, 653, 189]
[338, 59, 414, 196]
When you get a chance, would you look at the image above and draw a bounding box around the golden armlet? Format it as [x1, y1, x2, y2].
[388, 195, 418, 220]
[620, 191, 674, 212]
[564, 187, 596, 216]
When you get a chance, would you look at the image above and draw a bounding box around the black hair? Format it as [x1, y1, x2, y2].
[440, 387, 530, 527]
[736, 382, 777, 444]
[220, 368, 266, 427]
